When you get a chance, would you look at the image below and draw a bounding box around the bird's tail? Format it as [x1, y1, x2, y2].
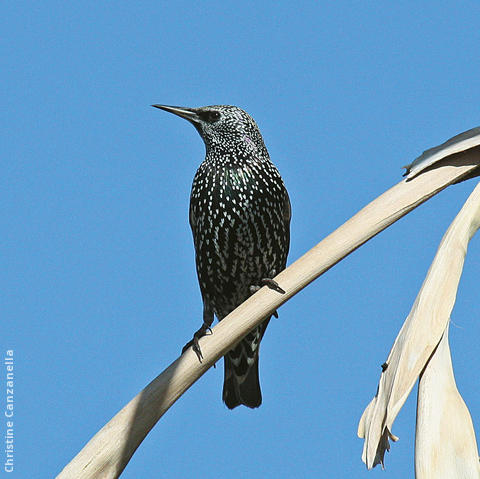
[222, 319, 270, 409]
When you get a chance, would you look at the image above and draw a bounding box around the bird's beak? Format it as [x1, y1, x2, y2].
[152, 104, 200, 123]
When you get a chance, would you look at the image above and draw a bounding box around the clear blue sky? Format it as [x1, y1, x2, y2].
[3, 2, 480, 478]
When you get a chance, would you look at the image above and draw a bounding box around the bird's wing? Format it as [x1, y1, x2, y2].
[188, 199, 196, 232]
[283, 188, 292, 224]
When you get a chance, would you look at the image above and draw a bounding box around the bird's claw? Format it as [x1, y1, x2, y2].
[250, 278, 286, 295]
[249, 277, 284, 319]
[192, 336, 203, 362]
[260, 278, 286, 294]
[182, 323, 213, 362]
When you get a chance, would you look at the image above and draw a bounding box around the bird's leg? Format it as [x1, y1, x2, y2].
[249, 271, 285, 318]
[182, 305, 214, 362]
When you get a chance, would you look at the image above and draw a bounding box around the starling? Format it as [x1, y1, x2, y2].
[153, 104, 291, 409]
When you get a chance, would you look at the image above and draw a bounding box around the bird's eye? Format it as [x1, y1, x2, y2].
[199, 110, 221, 123]
[208, 111, 221, 122]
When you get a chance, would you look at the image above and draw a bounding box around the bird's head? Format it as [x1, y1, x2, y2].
[152, 104, 267, 156]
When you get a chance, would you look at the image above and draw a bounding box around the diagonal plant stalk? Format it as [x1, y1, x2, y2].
[58, 147, 480, 479]
[358, 181, 480, 475]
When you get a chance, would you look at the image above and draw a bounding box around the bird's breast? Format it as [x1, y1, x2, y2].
[189, 160, 289, 317]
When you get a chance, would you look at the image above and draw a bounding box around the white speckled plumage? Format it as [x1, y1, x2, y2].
[155, 104, 291, 409]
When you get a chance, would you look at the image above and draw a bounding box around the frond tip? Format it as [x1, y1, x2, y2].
[358, 182, 480, 473]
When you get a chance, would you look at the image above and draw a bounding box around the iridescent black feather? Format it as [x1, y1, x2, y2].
[154, 104, 291, 409]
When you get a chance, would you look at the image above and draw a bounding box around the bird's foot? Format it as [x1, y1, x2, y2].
[249, 277, 286, 295]
[249, 276, 284, 319]
[182, 323, 212, 362]
[261, 278, 286, 294]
